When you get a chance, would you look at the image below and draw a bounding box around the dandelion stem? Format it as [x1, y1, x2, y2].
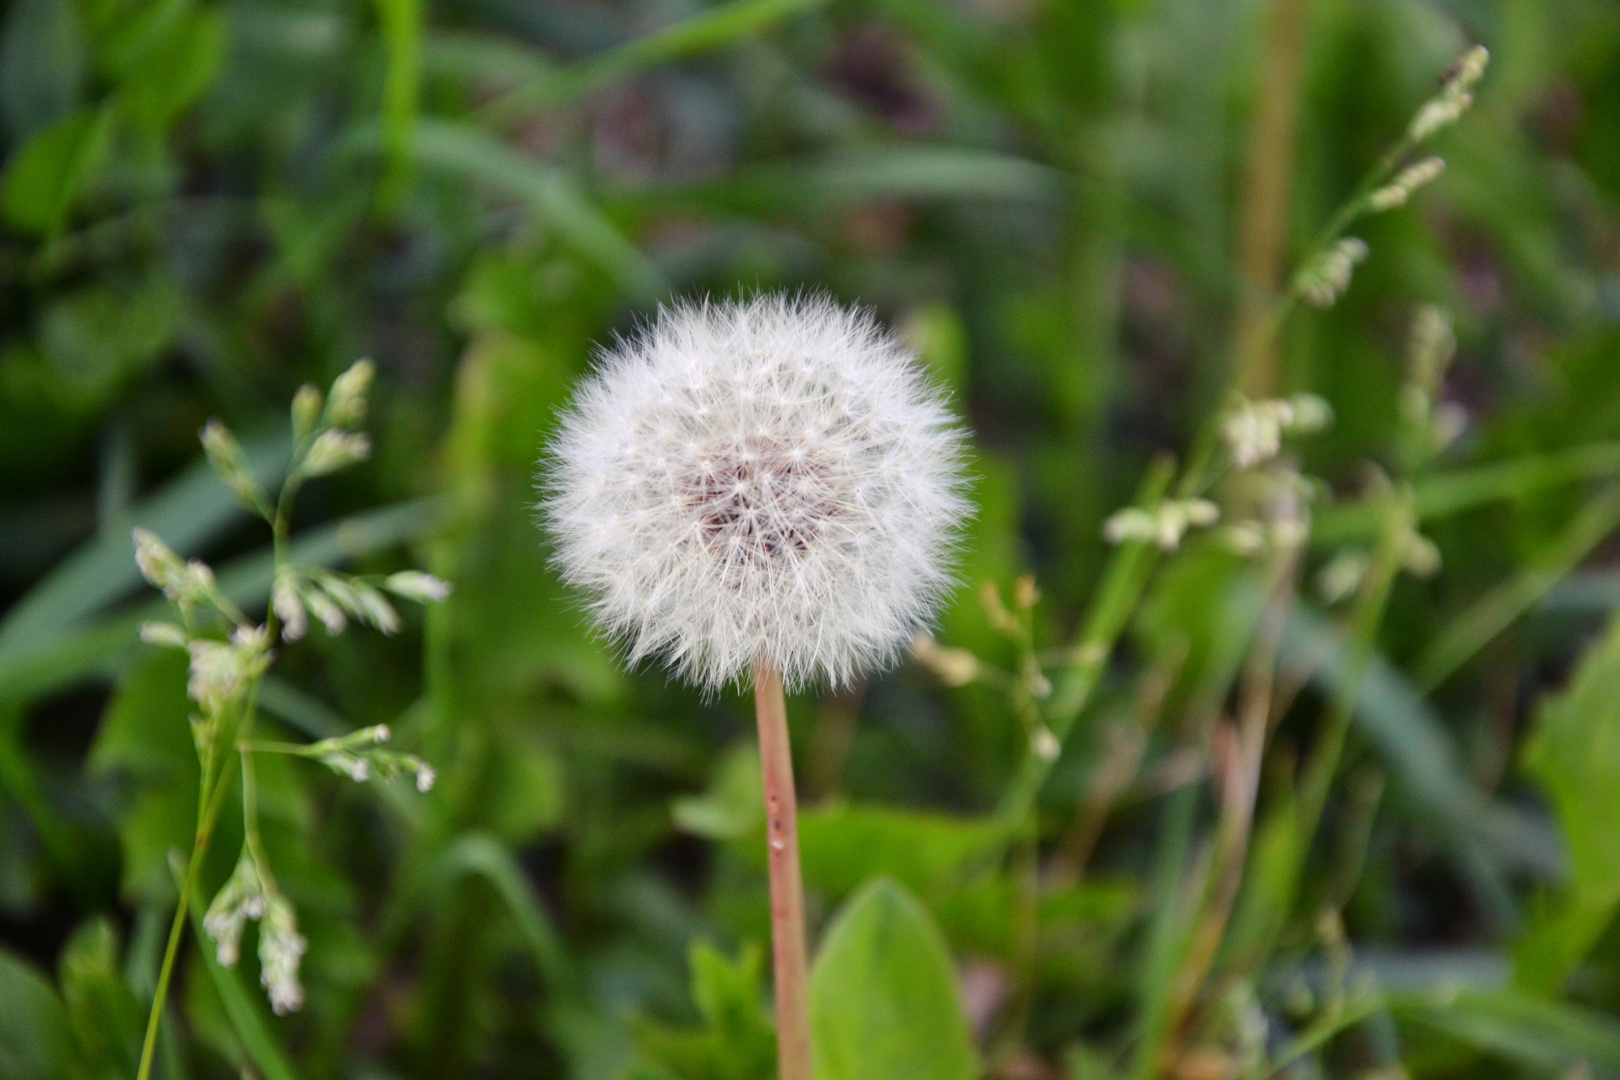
[754, 663, 813, 1080]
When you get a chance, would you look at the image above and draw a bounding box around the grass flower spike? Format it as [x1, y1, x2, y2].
[543, 293, 970, 1080]
[543, 293, 971, 694]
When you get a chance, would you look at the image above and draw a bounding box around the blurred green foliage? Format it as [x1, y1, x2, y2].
[5, 0, 1620, 1077]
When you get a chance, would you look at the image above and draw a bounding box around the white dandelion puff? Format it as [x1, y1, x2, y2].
[540, 294, 972, 694]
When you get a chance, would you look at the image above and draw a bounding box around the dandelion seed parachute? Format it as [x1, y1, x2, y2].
[541, 294, 972, 694]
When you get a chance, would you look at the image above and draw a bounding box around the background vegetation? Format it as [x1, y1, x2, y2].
[3, 0, 1620, 1077]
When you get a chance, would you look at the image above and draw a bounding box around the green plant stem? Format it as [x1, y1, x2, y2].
[1232, 0, 1307, 397]
[998, 455, 1175, 827]
[754, 663, 812, 1080]
[135, 730, 243, 1080]
[1158, 545, 1300, 1064]
[1296, 489, 1411, 846]
[1413, 483, 1620, 691]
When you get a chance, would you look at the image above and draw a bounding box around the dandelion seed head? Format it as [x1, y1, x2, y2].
[541, 294, 971, 693]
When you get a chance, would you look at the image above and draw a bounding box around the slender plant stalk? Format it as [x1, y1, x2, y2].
[1296, 489, 1411, 845]
[1158, 547, 1299, 1066]
[754, 663, 813, 1080]
[135, 731, 242, 1080]
[1233, 0, 1307, 397]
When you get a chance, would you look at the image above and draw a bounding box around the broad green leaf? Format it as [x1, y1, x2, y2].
[1517, 612, 1620, 994]
[0, 946, 73, 1080]
[810, 879, 977, 1080]
[0, 107, 112, 234]
[634, 942, 775, 1080]
[797, 804, 1005, 902]
[119, 8, 222, 130]
[672, 744, 762, 842]
[57, 918, 141, 1080]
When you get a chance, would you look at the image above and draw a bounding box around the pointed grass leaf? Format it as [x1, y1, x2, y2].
[0, 431, 289, 662]
[409, 120, 664, 299]
[1390, 987, 1620, 1073]
[810, 879, 977, 1080]
[1517, 612, 1620, 994]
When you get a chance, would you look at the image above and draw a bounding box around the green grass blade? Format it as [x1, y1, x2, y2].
[0, 500, 441, 707]
[0, 432, 290, 660]
[1313, 442, 1620, 545]
[1282, 605, 1562, 879]
[372, 0, 422, 210]
[436, 833, 575, 998]
[1415, 484, 1620, 691]
[638, 148, 1066, 215]
[477, 0, 827, 120]
[410, 119, 664, 299]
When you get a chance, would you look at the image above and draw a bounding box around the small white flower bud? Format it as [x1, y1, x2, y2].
[1154, 502, 1188, 550]
[1408, 305, 1457, 392]
[383, 570, 452, 603]
[1219, 522, 1267, 556]
[1402, 532, 1442, 577]
[302, 586, 347, 635]
[1183, 499, 1220, 527]
[1295, 238, 1370, 309]
[291, 384, 323, 443]
[1031, 727, 1061, 762]
[204, 856, 266, 969]
[910, 632, 980, 687]
[415, 764, 437, 792]
[1409, 92, 1472, 141]
[1431, 401, 1469, 451]
[1447, 45, 1490, 95]
[1103, 507, 1155, 544]
[273, 573, 307, 642]
[326, 359, 375, 428]
[201, 420, 268, 514]
[133, 528, 185, 594]
[1286, 394, 1334, 434]
[139, 621, 188, 648]
[1316, 550, 1371, 605]
[1366, 185, 1409, 212]
[356, 585, 401, 634]
[301, 430, 371, 477]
